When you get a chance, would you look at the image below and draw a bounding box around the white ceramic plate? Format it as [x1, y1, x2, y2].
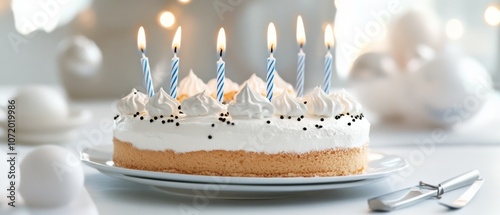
[101, 172, 386, 199]
[82, 144, 407, 185]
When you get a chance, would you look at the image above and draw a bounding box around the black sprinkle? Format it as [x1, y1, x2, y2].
[140, 116, 144, 120]
[303, 101, 308, 104]
[297, 117, 301, 121]
[231, 123, 235, 126]
[222, 118, 226, 122]
[150, 119, 155, 123]
[176, 122, 180, 126]
[178, 105, 181, 110]
[300, 115, 304, 119]
[179, 111, 183, 114]
[220, 113, 224, 117]
[266, 120, 271, 124]
[134, 92, 137, 94]
[160, 115, 164, 118]
[288, 116, 292, 119]
[347, 112, 350, 115]
[170, 115, 174, 117]
[315, 124, 319, 128]
[348, 122, 351, 126]
[303, 127, 307, 131]
[352, 119, 355, 122]
[175, 116, 179, 119]
[227, 121, 231, 125]
[211, 123, 215, 127]
[136, 112, 140, 115]
[133, 114, 137, 118]
[208, 135, 212, 139]
[320, 118, 324, 121]
[319, 125, 323, 128]
[280, 115, 284, 119]
[154, 116, 158, 120]
[162, 120, 166, 124]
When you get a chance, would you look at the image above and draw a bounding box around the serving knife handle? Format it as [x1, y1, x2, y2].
[440, 170, 480, 194]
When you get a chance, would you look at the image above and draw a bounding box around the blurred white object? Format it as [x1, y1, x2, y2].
[388, 10, 443, 71]
[20, 145, 84, 207]
[11, 0, 92, 35]
[404, 46, 492, 126]
[58, 35, 102, 77]
[0, 86, 91, 143]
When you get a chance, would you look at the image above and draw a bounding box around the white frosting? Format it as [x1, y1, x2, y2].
[178, 70, 210, 97]
[241, 74, 267, 95]
[145, 88, 180, 117]
[241, 73, 296, 96]
[181, 91, 226, 117]
[114, 114, 370, 154]
[304, 87, 343, 117]
[333, 89, 363, 114]
[274, 71, 296, 95]
[272, 90, 307, 117]
[207, 77, 240, 94]
[117, 88, 148, 115]
[228, 84, 274, 119]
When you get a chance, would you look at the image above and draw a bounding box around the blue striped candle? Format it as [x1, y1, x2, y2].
[170, 26, 182, 99]
[170, 54, 179, 99]
[266, 54, 275, 101]
[296, 49, 305, 97]
[141, 54, 154, 97]
[137, 26, 154, 97]
[216, 58, 225, 102]
[266, 23, 277, 101]
[323, 52, 332, 94]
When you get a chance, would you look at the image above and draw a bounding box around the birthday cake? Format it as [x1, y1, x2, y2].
[112, 72, 370, 177]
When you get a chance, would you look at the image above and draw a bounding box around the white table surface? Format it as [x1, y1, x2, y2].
[0, 87, 499, 214]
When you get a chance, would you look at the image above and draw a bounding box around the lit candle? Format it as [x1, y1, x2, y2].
[323, 24, 334, 94]
[266, 22, 277, 101]
[170, 26, 182, 99]
[137, 26, 154, 97]
[296, 15, 306, 97]
[216, 28, 226, 103]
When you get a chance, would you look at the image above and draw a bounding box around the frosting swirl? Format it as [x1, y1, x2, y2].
[117, 88, 148, 115]
[181, 91, 226, 117]
[272, 90, 307, 117]
[241, 74, 267, 95]
[207, 77, 240, 94]
[333, 89, 363, 114]
[304, 87, 343, 117]
[274, 71, 296, 95]
[228, 84, 274, 119]
[178, 70, 210, 97]
[145, 87, 180, 116]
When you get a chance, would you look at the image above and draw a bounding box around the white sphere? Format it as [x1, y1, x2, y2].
[58, 35, 102, 77]
[404, 46, 492, 126]
[15, 86, 69, 129]
[20, 146, 84, 207]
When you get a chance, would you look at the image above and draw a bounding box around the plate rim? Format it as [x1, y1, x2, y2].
[82, 144, 407, 185]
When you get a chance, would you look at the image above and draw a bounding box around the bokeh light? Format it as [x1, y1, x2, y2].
[445, 19, 464, 40]
[484, 6, 500, 26]
[158, 11, 175, 28]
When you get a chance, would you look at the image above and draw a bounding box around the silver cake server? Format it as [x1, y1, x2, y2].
[439, 178, 484, 209]
[368, 170, 480, 211]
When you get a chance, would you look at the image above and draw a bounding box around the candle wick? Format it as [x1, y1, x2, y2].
[140, 48, 144, 53]
[219, 48, 223, 57]
[300, 43, 303, 49]
[174, 46, 177, 54]
[271, 45, 274, 54]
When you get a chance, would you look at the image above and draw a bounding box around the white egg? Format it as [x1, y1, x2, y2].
[15, 86, 69, 130]
[20, 145, 84, 208]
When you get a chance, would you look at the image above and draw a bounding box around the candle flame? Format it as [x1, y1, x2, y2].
[217, 27, 226, 56]
[324, 24, 334, 49]
[137, 26, 146, 52]
[296, 15, 306, 47]
[267, 22, 277, 53]
[172, 26, 182, 53]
